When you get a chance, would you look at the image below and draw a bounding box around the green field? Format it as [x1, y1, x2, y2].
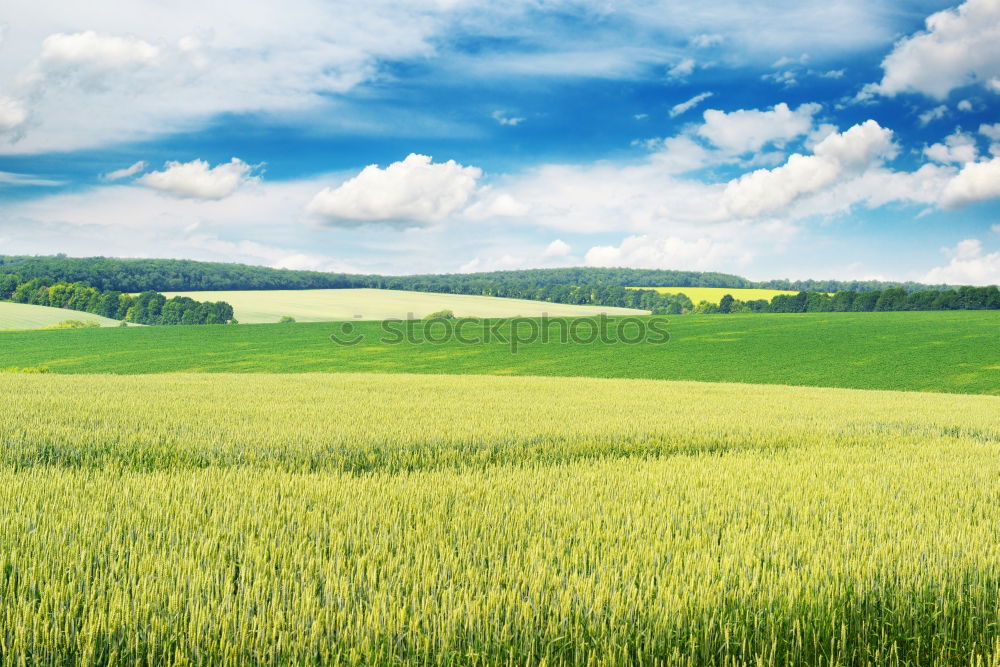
[1, 311, 996, 394]
[0, 301, 124, 330]
[1, 372, 999, 665]
[630, 286, 813, 304]
[159, 288, 647, 322]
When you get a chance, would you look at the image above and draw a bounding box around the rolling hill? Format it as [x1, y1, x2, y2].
[0, 302, 124, 330]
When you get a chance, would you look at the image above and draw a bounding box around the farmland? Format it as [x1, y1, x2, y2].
[630, 286, 813, 304]
[0, 310, 996, 394]
[0, 301, 124, 330]
[158, 288, 647, 322]
[1, 372, 999, 665]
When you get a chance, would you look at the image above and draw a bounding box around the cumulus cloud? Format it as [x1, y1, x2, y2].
[924, 131, 979, 164]
[940, 156, 1000, 208]
[924, 239, 1000, 285]
[865, 0, 1000, 99]
[980, 123, 1000, 141]
[722, 120, 895, 216]
[307, 154, 481, 226]
[137, 158, 257, 200]
[669, 92, 713, 118]
[981, 123, 1000, 156]
[542, 239, 571, 258]
[696, 102, 820, 154]
[102, 160, 147, 181]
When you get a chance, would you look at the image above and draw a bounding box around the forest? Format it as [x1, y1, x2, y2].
[0, 255, 955, 295]
[705, 286, 1000, 313]
[0, 275, 234, 325]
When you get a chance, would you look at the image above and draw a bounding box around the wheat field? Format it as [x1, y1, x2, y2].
[1, 373, 999, 665]
[157, 288, 648, 323]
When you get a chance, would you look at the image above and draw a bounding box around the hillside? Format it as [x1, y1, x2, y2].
[1, 311, 996, 394]
[0, 254, 957, 294]
[158, 288, 647, 322]
[0, 301, 124, 330]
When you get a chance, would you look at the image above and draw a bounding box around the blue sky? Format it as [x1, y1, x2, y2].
[1, 0, 999, 284]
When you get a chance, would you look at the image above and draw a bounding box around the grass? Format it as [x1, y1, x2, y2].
[0, 301, 123, 330]
[629, 286, 815, 304]
[1, 372, 999, 665]
[0, 310, 996, 394]
[159, 288, 647, 322]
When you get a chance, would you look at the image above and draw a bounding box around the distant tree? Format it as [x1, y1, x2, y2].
[0, 273, 19, 299]
[278, 315, 296, 323]
[874, 287, 907, 311]
[718, 294, 735, 314]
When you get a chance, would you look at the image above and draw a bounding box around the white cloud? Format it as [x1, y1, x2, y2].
[924, 239, 1000, 285]
[307, 153, 481, 226]
[696, 102, 820, 154]
[941, 156, 1000, 208]
[0, 170, 64, 186]
[585, 235, 752, 271]
[918, 105, 948, 126]
[762, 70, 798, 86]
[924, 131, 978, 164]
[102, 160, 147, 181]
[773, 54, 809, 68]
[667, 58, 695, 79]
[137, 158, 257, 200]
[722, 119, 895, 216]
[0, 97, 28, 133]
[980, 123, 1000, 141]
[957, 99, 973, 111]
[472, 192, 529, 218]
[867, 0, 1000, 99]
[669, 91, 713, 118]
[458, 253, 524, 273]
[491, 110, 524, 126]
[0, 0, 953, 155]
[542, 239, 571, 258]
[0, 2, 443, 154]
[36, 31, 160, 74]
[690, 33, 723, 48]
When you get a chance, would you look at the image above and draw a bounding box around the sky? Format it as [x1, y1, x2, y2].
[1, 0, 999, 284]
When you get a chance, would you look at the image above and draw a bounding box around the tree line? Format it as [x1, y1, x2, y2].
[697, 287, 1000, 314]
[2, 255, 992, 318]
[1, 275, 234, 325]
[0, 255, 960, 296]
